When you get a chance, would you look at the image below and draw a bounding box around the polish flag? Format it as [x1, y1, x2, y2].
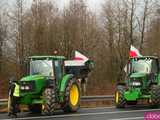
[124, 45, 142, 72]
[129, 45, 142, 58]
[74, 51, 89, 62]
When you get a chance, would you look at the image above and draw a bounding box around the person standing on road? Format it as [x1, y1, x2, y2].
[8, 79, 20, 117]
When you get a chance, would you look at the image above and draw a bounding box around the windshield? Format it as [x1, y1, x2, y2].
[30, 60, 54, 76]
[131, 59, 152, 74]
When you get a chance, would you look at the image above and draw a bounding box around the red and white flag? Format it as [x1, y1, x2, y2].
[74, 51, 89, 62]
[65, 51, 89, 66]
[124, 45, 142, 72]
[129, 45, 142, 58]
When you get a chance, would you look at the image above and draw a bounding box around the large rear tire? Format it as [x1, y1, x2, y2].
[115, 85, 126, 108]
[150, 85, 160, 107]
[42, 88, 55, 115]
[62, 79, 80, 113]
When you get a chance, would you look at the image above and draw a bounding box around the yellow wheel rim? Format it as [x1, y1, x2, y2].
[70, 84, 79, 106]
[115, 91, 119, 104]
[42, 104, 45, 110]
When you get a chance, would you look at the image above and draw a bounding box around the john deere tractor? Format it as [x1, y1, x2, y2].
[8, 55, 93, 115]
[115, 56, 160, 108]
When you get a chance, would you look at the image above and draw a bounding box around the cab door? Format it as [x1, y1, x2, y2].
[54, 60, 64, 87]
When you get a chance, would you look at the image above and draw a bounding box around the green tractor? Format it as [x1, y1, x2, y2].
[8, 55, 93, 115]
[115, 56, 160, 108]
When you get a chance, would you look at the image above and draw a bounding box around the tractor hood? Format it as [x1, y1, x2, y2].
[20, 74, 45, 81]
[20, 74, 46, 101]
[130, 72, 146, 78]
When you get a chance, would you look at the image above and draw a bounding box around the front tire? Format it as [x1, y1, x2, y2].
[115, 85, 126, 108]
[62, 79, 80, 112]
[42, 88, 56, 115]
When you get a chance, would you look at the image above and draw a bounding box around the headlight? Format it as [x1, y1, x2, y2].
[21, 86, 25, 90]
[131, 81, 141, 86]
[20, 81, 35, 91]
[25, 86, 30, 90]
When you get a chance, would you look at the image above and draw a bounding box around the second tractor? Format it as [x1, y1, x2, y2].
[115, 56, 160, 108]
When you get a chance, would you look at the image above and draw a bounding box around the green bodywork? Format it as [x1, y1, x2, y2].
[123, 56, 160, 101]
[19, 56, 73, 105]
[124, 88, 141, 101]
[59, 74, 73, 102]
[20, 74, 45, 104]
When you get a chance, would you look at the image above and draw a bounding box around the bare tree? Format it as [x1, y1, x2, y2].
[129, 0, 136, 45]
[0, 18, 6, 72]
[138, 0, 157, 52]
[16, 0, 24, 77]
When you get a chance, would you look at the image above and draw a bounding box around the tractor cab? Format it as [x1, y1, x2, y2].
[29, 56, 65, 83]
[115, 56, 160, 108]
[20, 56, 65, 93]
[129, 56, 159, 74]
[127, 56, 159, 87]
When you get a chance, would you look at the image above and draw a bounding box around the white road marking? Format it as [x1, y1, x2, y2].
[3, 108, 160, 120]
[109, 117, 144, 120]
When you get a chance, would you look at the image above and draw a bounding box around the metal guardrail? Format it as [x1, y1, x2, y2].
[81, 95, 114, 101]
[0, 95, 114, 105]
[0, 99, 8, 105]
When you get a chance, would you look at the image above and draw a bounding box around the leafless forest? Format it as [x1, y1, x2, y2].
[0, 0, 160, 98]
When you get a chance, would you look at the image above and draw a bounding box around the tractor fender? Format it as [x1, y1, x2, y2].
[59, 74, 74, 102]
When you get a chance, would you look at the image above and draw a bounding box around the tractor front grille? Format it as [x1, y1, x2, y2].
[20, 81, 36, 92]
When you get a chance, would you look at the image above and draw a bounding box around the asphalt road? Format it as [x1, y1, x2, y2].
[0, 106, 160, 120]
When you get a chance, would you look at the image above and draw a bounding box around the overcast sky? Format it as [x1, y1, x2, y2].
[4, 0, 105, 12]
